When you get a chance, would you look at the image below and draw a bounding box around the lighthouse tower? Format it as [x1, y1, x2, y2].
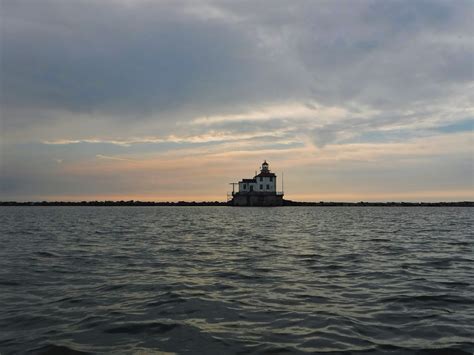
[228, 161, 284, 206]
[254, 160, 276, 192]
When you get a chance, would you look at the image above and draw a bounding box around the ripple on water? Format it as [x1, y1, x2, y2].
[0, 206, 473, 354]
[104, 321, 181, 334]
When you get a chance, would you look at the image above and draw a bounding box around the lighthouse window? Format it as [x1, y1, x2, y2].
[259, 177, 263, 181]
[243, 184, 246, 189]
[270, 177, 273, 182]
[266, 184, 270, 189]
[260, 184, 263, 189]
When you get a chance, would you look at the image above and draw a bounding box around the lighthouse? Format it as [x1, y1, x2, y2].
[228, 161, 284, 206]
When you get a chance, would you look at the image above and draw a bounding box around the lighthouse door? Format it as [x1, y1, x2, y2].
[249, 185, 254, 192]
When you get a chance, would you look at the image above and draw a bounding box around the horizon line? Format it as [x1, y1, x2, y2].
[1, 200, 473, 206]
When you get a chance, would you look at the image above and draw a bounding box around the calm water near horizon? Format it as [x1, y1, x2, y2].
[0, 206, 473, 354]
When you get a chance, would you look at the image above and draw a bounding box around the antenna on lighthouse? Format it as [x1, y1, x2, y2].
[282, 172, 284, 194]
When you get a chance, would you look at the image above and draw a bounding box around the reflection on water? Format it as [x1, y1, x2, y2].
[0, 206, 473, 354]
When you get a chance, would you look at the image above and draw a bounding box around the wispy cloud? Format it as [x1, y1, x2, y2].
[41, 129, 293, 146]
[191, 102, 351, 125]
[95, 154, 135, 162]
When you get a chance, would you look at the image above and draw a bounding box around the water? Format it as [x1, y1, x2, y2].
[0, 206, 473, 354]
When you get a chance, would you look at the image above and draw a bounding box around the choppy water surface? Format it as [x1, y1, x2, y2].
[0, 207, 473, 354]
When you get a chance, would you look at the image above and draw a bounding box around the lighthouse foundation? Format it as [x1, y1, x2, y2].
[230, 192, 284, 207]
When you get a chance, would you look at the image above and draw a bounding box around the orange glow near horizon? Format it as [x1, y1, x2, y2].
[5, 132, 471, 203]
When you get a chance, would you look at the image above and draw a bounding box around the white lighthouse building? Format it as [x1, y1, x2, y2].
[229, 161, 284, 206]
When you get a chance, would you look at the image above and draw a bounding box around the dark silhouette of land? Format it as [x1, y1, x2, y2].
[0, 200, 472, 207]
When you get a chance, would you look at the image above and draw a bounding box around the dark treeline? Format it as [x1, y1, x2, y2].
[0, 200, 227, 206]
[0, 200, 473, 207]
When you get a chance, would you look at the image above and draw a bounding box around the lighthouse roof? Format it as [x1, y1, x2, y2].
[255, 171, 276, 178]
[241, 178, 256, 183]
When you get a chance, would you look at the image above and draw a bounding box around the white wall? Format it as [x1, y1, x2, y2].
[239, 181, 256, 192]
[239, 175, 277, 192]
[254, 176, 276, 192]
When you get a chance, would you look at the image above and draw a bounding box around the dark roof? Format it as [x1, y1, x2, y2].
[255, 172, 276, 177]
[241, 178, 256, 183]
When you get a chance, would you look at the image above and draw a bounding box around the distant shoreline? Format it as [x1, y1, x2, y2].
[0, 200, 472, 207]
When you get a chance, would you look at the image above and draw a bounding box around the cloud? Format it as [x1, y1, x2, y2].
[1, 0, 473, 201]
[190, 102, 349, 125]
[3, 1, 472, 134]
[95, 154, 134, 162]
[41, 128, 291, 146]
[1, 0, 306, 130]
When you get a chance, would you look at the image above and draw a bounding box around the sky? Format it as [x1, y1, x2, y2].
[0, 0, 473, 202]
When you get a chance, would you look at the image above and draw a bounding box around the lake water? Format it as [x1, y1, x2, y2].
[0, 206, 473, 354]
